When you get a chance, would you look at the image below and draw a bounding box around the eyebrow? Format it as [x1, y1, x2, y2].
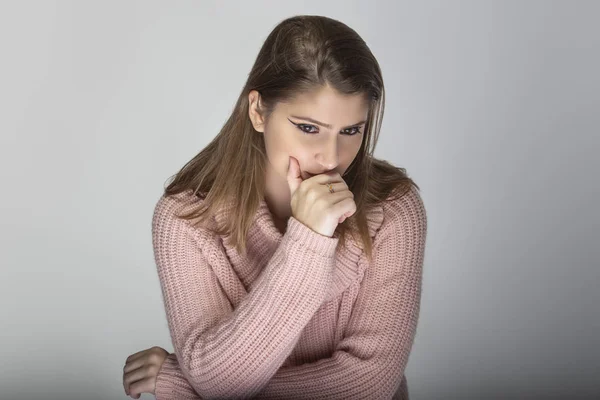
[289, 115, 366, 130]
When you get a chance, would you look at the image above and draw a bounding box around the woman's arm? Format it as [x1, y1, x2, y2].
[252, 187, 427, 399]
[154, 353, 202, 400]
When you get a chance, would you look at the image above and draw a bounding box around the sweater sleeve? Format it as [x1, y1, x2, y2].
[152, 194, 340, 399]
[252, 187, 428, 399]
[155, 353, 202, 399]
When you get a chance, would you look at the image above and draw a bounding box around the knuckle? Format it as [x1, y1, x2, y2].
[150, 352, 161, 364]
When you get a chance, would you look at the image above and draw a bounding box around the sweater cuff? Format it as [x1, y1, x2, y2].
[285, 216, 339, 256]
[155, 353, 197, 400]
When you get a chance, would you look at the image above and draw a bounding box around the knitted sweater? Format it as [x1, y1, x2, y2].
[152, 185, 427, 399]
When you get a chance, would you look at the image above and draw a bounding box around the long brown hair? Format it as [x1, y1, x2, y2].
[163, 15, 420, 263]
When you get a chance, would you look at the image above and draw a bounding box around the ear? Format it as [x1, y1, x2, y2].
[248, 90, 266, 133]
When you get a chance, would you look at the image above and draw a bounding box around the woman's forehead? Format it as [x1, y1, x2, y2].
[279, 86, 369, 120]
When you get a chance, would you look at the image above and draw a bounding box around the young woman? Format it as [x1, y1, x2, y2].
[123, 14, 427, 400]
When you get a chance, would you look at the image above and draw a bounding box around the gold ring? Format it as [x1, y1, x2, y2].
[326, 182, 335, 193]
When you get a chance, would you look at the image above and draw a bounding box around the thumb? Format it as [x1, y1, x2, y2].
[286, 156, 303, 197]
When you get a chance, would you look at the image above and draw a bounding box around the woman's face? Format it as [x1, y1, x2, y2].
[248, 84, 369, 181]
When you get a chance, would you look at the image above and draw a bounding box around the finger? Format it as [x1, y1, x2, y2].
[330, 197, 357, 218]
[321, 190, 354, 206]
[124, 364, 148, 395]
[123, 357, 146, 374]
[129, 377, 152, 399]
[287, 156, 303, 196]
[125, 349, 148, 364]
[311, 170, 344, 183]
[321, 181, 352, 194]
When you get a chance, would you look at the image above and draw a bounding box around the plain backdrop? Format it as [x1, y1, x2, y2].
[1, 1, 598, 399]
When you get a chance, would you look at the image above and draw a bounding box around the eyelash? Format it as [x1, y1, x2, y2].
[293, 122, 363, 136]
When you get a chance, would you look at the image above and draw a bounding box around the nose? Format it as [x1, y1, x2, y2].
[315, 138, 339, 172]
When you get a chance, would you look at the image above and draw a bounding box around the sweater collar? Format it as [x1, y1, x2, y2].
[206, 191, 386, 303]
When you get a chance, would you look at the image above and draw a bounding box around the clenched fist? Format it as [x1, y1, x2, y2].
[287, 156, 356, 238]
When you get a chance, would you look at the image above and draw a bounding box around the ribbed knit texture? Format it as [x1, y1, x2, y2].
[152, 185, 427, 399]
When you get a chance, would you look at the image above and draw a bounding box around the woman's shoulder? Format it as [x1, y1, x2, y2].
[378, 184, 427, 237]
[152, 189, 215, 234]
[154, 189, 205, 217]
[382, 184, 425, 212]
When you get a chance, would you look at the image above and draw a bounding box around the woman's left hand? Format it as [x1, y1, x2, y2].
[123, 346, 169, 398]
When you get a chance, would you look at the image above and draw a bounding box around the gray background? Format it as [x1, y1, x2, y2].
[1, 1, 598, 399]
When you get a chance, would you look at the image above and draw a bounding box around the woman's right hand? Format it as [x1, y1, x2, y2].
[287, 156, 356, 238]
[123, 346, 169, 399]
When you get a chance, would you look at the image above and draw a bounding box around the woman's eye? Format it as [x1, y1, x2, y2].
[296, 124, 362, 136]
[343, 127, 362, 135]
[297, 124, 318, 134]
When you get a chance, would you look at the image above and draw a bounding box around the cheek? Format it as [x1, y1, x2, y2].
[348, 143, 362, 161]
[263, 131, 286, 158]
[263, 130, 300, 168]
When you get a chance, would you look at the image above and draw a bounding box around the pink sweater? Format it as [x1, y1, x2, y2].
[152, 185, 427, 399]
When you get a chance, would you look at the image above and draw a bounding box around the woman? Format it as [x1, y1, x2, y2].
[123, 14, 427, 400]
